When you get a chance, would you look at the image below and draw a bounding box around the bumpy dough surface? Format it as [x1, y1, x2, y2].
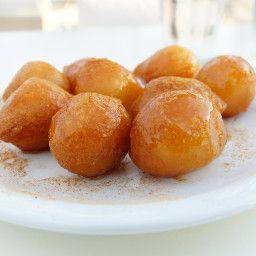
[196, 55, 256, 117]
[49, 93, 131, 177]
[134, 45, 200, 83]
[0, 78, 72, 151]
[130, 90, 227, 177]
[64, 58, 143, 115]
[3, 61, 70, 100]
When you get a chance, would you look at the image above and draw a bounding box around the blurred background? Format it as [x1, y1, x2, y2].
[1, 0, 255, 31]
[0, 0, 255, 61]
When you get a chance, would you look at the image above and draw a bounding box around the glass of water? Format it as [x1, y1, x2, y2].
[162, 0, 225, 53]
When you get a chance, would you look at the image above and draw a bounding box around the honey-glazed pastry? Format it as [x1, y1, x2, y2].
[130, 90, 227, 177]
[64, 58, 143, 115]
[138, 76, 226, 115]
[196, 55, 256, 117]
[0, 78, 72, 151]
[134, 45, 200, 83]
[3, 61, 70, 100]
[49, 93, 131, 177]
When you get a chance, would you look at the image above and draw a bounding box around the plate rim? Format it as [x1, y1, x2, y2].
[0, 172, 255, 235]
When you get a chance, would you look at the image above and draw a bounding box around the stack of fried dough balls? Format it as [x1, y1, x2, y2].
[0, 59, 134, 177]
[0, 45, 255, 178]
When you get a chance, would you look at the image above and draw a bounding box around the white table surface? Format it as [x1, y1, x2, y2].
[0, 25, 256, 255]
[1, 208, 256, 256]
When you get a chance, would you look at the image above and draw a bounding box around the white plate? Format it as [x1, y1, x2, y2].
[0, 30, 256, 235]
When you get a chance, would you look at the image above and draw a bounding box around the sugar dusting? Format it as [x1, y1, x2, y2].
[0, 142, 27, 177]
[0, 146, 180, 204]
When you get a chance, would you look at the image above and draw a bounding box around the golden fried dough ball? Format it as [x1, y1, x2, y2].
[129, 93, 144, 119]
[0, 78, 72, 151]
[130, 90, 227, 177]
[196, 55, 256, 117]
[138, 76, 226, 114]
[49, 93, 131, 177]
[63, 58, 92, 92]
[134, 45, 200, 83]
[3, 61, 70, 100]
[65, 58, 143, 114]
